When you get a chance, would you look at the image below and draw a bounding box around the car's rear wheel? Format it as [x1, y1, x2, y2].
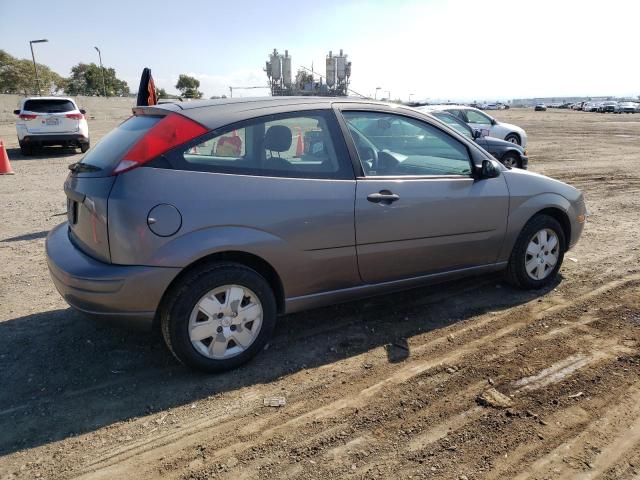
[505, 133, 520, 145]
[19, 143, 32, 156]
[501, 153, 520, 169]
[505, 214, 565, 289]
[160, 262, 277, 373]
[80, 142, 90, 153]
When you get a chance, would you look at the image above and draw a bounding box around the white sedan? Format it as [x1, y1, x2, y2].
[425, 105, 527, 146]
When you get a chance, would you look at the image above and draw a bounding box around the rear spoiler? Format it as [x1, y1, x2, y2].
[132, 104, 182, 116]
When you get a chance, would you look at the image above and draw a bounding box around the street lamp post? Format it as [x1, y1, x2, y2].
[386, 90, 391, 101]
[94, 46, 107, 97]
[29, 39, 48, 95]
[409, 93, 414, 103]
[374, 87, 381, 100]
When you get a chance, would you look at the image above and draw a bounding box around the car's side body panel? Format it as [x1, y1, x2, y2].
[108, 167, 361, 299]
[354, 176, 510, 283]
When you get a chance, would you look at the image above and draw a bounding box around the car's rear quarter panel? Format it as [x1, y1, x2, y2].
[108, 167, 360, 299]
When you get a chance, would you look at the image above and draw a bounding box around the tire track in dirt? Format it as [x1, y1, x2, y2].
[58, 275, 640, 479]
[149, 276, 640, 480]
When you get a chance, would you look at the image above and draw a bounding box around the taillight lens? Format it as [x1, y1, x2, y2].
[66, 113, 84, 120]
[113, 113, 208, 174]
[19, 114, 38, 120]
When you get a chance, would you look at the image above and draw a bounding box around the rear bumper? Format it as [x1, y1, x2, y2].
[45, 223, 180, 329]
[22, 134, 89, 146]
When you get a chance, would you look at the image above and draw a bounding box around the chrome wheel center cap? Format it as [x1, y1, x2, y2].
[221, 317, 232, 327]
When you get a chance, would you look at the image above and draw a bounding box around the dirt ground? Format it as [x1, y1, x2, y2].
[1, 107, 640, 480]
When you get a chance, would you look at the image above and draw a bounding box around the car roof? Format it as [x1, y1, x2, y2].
[140, 96, 420, 130]
[22, 96, 76, 102]
[418, 104, 475, 111]
[152, 96, 388, 112]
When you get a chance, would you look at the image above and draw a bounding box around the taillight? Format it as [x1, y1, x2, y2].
[19, 114, 38, 120]
[66, 113, 84, 120]
[113, 113, 208, 175]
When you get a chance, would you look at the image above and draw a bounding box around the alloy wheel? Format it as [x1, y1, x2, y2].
[188, 284, 263, 359]
[525, 228, 560, 280]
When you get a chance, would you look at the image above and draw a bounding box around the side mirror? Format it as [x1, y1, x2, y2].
[79, 109, 86, 114]
[479, 159, 500, 179]
[13, 109, 20, 115]
[472, 128, 482, 139]
[490, 118, 497, 125]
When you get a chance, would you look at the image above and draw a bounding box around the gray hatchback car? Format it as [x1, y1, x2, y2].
[46, 97, 586, 372]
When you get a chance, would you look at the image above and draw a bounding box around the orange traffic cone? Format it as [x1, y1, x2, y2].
[0, 140, 14, 175]
[295, 128, 304, 157]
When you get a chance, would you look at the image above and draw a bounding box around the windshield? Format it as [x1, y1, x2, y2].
[23, 99, 76, 113]
[431, 112, 473, 140]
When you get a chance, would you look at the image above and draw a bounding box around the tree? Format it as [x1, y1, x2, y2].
[0, 49, 65, 95]
[66, 63, 130, 96]
[156, 87, 168, 98]
[175, 74, 203, 99]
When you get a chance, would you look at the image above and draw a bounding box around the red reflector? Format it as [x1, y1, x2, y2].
[19, 114, 38, 120]
[66, 113, 84, 120]
[113, 113, 208, 174]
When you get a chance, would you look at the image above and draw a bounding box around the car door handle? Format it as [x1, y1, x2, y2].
[367, 191, 400, 204]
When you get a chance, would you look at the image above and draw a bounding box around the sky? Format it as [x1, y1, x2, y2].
[1, 0, 638, 101]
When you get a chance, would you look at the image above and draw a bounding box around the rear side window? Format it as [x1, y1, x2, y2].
[80, 116, 160, 171]
[23, 99, 76, 113]
[175, 110, 353, 180]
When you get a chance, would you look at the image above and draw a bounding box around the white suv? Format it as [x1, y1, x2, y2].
[424, 105, 527, 147]
[13, 97, 90, 155]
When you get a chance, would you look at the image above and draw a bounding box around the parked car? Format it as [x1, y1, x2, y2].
[427, 105, 528, 146]
[572, 102, 584, 110]
[618, 102, 638, 114]
[598, 101, 620, 113]
[535, 104, 547, 111]
[423, 110, 528, 169]
[13, 97, 89, 155]
[46, 97, 585, 372]
[582, 102, 598, 112]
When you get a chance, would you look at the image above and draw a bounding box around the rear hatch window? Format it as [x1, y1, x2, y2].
[79, 115, 160, 174]
[23, 99, 76, 113]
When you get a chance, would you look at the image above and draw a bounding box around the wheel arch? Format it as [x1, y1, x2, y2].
[154, 250, 286, 330]
[532, 207, 571, 248]
[505, 131, 521, 144]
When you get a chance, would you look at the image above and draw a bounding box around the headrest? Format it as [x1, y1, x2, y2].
[264, 125, 292, 153]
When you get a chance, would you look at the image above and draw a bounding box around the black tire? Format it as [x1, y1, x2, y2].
[504, 133, 520, 145]
[80, 142, 90, 153]
[505, 214, 566, 289]
[160, 262, 277, 373]
[19, 143, 32, 156]
[500, 152, 521, 169]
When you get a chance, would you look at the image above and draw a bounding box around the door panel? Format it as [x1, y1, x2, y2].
[355, 177, 509, 283]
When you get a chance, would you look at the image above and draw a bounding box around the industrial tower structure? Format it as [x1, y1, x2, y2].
[265, 48, 352, 96]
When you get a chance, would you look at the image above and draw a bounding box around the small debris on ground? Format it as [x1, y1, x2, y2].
[477, 387, 514, 409]
[263, 396, 286, 407]
[568, 391, 584, 399]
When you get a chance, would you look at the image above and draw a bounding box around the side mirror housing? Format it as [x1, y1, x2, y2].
[478, 159, 501, 179]
[13, 109, 20, 115]
[79, 109, 86, 114]
[490, 118, 497, 125]
[472, 128, 482, 139]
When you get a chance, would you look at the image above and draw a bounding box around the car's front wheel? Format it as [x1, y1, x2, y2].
[505, 214, 565, 289]
[160, 262, 277, 373]
[79, 142, 90, 153]
[501, 152, 520, 169]
[504, 133, 520, 145]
